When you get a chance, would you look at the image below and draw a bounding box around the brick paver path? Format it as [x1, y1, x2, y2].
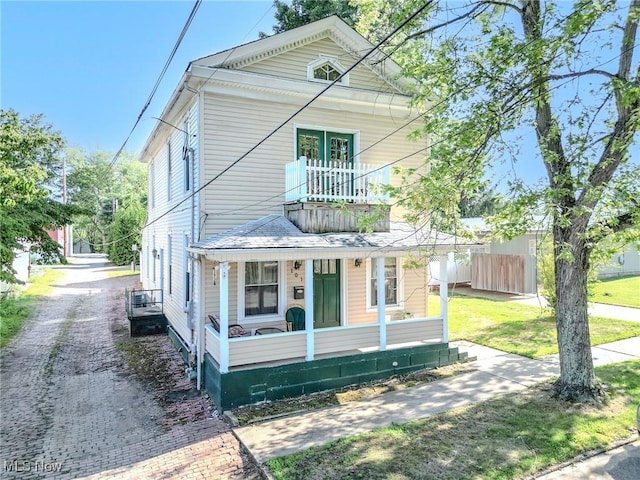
[0, 256, 260, 479]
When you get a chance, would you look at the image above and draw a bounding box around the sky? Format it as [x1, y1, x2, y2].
[1, 1, 637, 190]
[1, 0, 276, 156]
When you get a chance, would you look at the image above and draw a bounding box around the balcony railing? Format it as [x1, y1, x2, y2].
[285, 156, 390, 203]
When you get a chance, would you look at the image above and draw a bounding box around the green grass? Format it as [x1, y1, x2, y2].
[591, 276, 640, 308]
[0, 268, 64, 350]
[431, 294, 640, 358]
[266, 360, 640, 480]
[104, 269, 138, 278]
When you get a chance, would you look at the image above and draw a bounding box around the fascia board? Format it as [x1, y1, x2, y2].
[187, 244, 473, 262]
[192, 66, 414, 117]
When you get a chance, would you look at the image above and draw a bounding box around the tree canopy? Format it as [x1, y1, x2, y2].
[65, 148, 147, 260]
[355, 0, 639, 402]
[0, 109, 77, 284]
[261, 0, 358, 36]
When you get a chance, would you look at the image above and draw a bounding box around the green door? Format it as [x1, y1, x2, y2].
[313, 259, 341, 328]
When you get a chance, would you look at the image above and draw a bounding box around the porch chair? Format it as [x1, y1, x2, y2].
[207, 314, 249, 337]
[285, 306, 305, 331]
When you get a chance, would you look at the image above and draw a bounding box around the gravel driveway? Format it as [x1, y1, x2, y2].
[0, 255, 260, 479]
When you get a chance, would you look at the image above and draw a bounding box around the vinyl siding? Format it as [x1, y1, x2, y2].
[142, 100, 200, 343]
[346, 258, 429, 325]
[315, 325, 379, 355]
[229, 334, 307, 366]
[241, 38, 397, 94]
[200, 93, 424, 235]
[386, 319, 444, 345]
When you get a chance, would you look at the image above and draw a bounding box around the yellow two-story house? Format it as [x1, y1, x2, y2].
[140, 16, 473, 411]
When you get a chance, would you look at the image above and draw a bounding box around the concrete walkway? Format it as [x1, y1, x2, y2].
[234, 336, 640, 464]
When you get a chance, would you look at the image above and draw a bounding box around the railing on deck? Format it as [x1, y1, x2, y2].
[285, 156, 390, 203]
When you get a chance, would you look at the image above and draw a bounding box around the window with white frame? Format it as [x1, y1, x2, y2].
[244, 261, 279, 316]
[307, 55, 349, 85]
[369, 258, 402, 308]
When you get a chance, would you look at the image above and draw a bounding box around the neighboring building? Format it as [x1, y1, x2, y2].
[597, 242, 640, 279]
[0, 244, 31, 296]
[140, 16, 475, 410]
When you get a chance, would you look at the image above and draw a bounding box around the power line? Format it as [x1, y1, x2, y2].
[108, 0, 202, 168]
[142, 1, 436, 232]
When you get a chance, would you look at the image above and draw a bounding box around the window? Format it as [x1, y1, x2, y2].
[314, 63, 341, 81]
[371, 258, 399, 307]
[307, 55, 349, 85]
[245, 261, 278, 316]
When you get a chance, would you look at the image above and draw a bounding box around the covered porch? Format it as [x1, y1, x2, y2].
[188, 215, 476, 409]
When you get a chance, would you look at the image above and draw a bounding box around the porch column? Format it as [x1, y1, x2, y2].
[439, 255, 449, 343]
[376, 258, 387, 350]
[219, 262, 230, 373]
[304, 259, 314, 361]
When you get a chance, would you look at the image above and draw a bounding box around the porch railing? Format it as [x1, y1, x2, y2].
[285, 156, 390, 203]
[205, 317, 444, 369]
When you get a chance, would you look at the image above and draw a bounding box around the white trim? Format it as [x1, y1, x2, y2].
[294, 124, 361, 166]
[307, 55, 349, 86]
[365, 257, 405, 313]
[340, 259, 348, 326]
[237, 260, 287, 324]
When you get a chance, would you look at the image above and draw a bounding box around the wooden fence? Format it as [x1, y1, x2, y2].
[471, 253, 527, 294]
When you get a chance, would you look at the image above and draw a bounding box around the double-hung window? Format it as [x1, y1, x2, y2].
[370, 258, 399, 307]
[245, 261, 278, 316]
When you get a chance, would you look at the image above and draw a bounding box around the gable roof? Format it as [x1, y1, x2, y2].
[188, 215, 480, 262]
[192, 15, 410, 93]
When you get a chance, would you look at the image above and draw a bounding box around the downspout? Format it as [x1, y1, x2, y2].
[195, 86, 205, 390]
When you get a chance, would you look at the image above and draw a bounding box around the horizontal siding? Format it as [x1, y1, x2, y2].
[387, 319, 443, 345]
[315, 325, 379, 355]
[205, 325, 220, 359]
[229, 333, 307, 366]
[241, 38, 396, 94]
[347, 258, 429, 325]
[201, 93, 424, 236]
[142, 99, 200, 346]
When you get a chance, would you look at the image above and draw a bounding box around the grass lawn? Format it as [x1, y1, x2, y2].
[0, 268, 64, 350]
[430, 294, 640, 358]
[591, 276, 640, 308]
[266, 360, 640, 480]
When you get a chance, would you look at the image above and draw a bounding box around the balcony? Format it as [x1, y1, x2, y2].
[285, 156, 390, 204]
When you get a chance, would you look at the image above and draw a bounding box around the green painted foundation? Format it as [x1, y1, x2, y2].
[167, 325, 190, 365]
[203, 343, 468, 411]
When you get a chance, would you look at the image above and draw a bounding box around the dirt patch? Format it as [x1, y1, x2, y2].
[231, 361, 476, 425]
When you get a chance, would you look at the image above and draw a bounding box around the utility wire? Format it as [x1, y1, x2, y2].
[108, 0, 202, 168]
[142, 0, 436, 231]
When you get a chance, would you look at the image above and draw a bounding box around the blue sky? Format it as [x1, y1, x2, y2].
[1, 0, 276, 155]
[2, 1, 637, 190]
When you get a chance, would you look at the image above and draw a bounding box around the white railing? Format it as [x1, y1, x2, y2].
[285, 156, 390, 203]
[205, 317, 444, 369]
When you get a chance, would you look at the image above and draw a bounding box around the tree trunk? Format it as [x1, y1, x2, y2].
[552, 223, 603, 403]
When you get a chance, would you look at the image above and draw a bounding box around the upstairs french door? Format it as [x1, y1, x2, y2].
[297, 129, 354, 198]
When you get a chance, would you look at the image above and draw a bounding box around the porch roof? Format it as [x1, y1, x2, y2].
[188, 215, 481, 262]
